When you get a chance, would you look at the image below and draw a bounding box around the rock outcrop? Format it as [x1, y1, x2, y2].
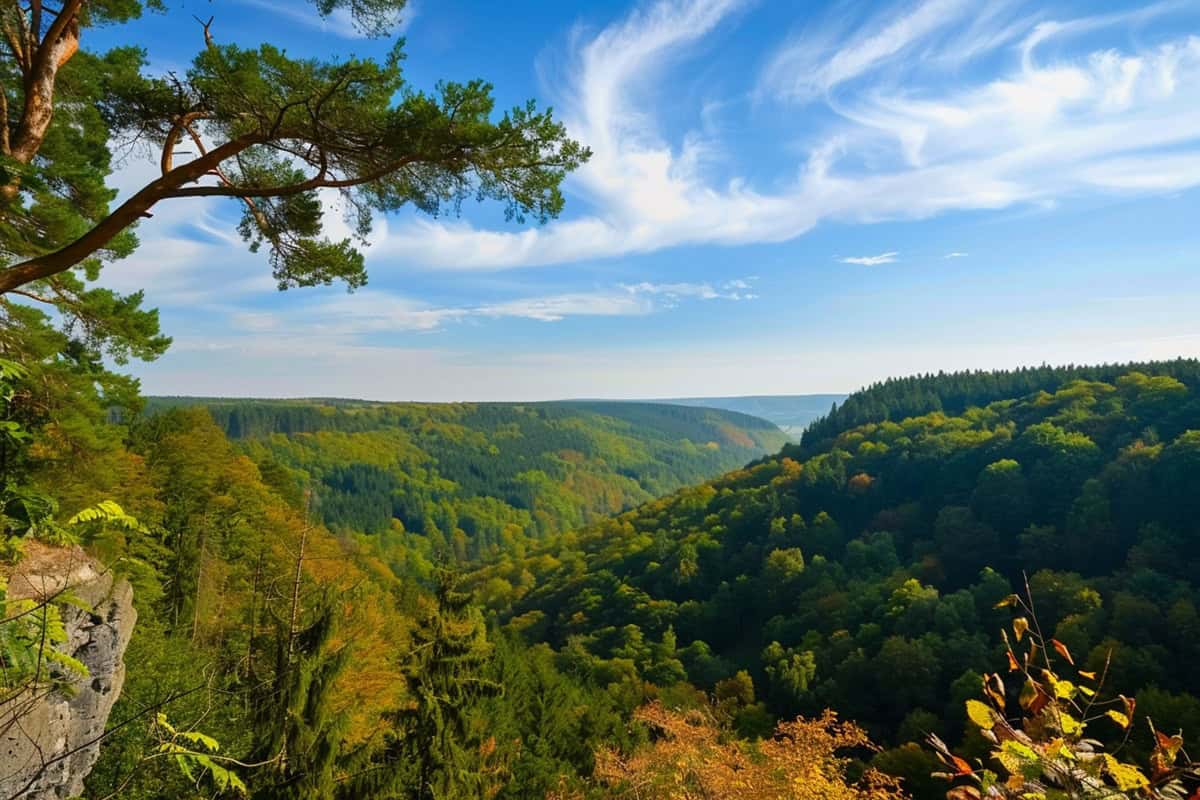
[0, 544, 136, 800]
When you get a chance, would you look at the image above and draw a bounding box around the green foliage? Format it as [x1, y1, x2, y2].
[476, 362, 1200, 800]
[1, 500, 149, 706]
[249, 607, 355, 800]
[2, 0, 587, 305]
[800, 359, 1200, 450]
[0, 583, 89, 698]
[393, 571, 504, 800]
[144, 397, 787, 569]
[156, 713, 248, 798]
[18, 348, 1200, 800]
[338, 571, 505, 800]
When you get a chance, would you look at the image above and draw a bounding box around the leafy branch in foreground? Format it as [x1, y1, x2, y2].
[154, 712, 248, 798]
[929, 587, 1199, 800]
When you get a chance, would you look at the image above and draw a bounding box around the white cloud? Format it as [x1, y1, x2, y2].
[369, 0, 1200, 271]
[222, 279, 755, 338]
[475, 291, 650, 322]
[233, 0, 415, 38]
[760, 0, 969, 103]
[840, 251, 898, 266]
[944, 251, 969, 258]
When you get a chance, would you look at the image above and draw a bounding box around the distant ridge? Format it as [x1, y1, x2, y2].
[645, 394, 848, 438]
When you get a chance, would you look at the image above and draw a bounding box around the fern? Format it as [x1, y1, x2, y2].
[0, 593, 90, 695]
[155, 714, 248, 797]
[68, 500, 147, 533]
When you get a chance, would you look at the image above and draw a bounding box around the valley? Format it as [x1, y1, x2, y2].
[3, 1, 1199, 798]
[647, 394, 848, 438]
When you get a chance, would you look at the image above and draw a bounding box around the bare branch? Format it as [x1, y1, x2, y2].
[0, 84, 9, 155]
[4, 287, 53, 304]
[160, 112, 209, 175]
[192, 14, 214, 49]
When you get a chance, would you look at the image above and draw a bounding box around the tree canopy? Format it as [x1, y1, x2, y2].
[0, 0, 587, 366]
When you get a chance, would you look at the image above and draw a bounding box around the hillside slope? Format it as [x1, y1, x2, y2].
[470, 359, 1200, 777]
[145, 398, 788, 567]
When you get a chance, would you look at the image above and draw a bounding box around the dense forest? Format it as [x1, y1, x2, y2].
[469, 359, 1200, 796]
[7, 340, 1200, 797]
[145, 397, 787, 572]
[799, 361, 1200, 450]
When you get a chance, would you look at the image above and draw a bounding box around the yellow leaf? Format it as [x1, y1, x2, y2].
[997, 739, 1039, 775]
[1105, 710, 1130, 729]
[1057, 712, 1083, 736]
[1102, 754, 1149, 791]
[994, 594, 1020, 609]
[966, 699, 998, 730]
[1013, 617, 1029, 642]
[1078, 670, 1096, 681]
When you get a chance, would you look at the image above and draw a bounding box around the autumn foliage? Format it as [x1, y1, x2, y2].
[553, 701, 906, 800]
[929, 589, 1200, 800]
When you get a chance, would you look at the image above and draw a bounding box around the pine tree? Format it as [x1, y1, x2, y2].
[392, 570, 503, 800]
[249, 606, 351, 800]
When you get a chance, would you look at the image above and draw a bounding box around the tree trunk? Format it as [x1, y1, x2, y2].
[1, 4, 81, 201]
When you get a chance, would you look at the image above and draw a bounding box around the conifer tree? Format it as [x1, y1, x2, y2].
[334, 570, 502, 799]
[249, 606, 351, 800]
[392, 570, 503, 800]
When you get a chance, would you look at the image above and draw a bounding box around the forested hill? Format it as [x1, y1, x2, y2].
[470, 361, 1200, 795]
[649, 394, 848, 438]
[801, 358, 1200, 450]
[144, 397, 787, 568]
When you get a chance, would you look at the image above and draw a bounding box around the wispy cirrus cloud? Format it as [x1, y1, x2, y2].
[233, 0, 415, 38]
[372, 0, 1200, 271]
[224, 279, 757, 338]
[944, 252, 969, 258]
[760, 0, 969, 103]
[840, 251, 898, 266]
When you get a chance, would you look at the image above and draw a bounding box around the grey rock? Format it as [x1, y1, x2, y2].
[1, 545, 136, 800]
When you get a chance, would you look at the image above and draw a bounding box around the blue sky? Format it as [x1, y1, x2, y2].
[94, 0, 1200, 400]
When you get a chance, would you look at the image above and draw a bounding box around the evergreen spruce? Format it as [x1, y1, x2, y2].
[250, 607, 351, 800]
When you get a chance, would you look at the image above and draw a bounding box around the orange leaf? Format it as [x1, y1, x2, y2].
[951, 755, 974, 776]
[1050, 638, 1074, 665]
[1155, 731, 1183, 754]
[1029, 687, 1052, 715]
[1150, 730, 1185, 778]
[983, 673, 1006, 710]
[1007, 649, 1020, 672]
[1121, 694, 1136, 723]
[1078, 670, 1096, 681]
